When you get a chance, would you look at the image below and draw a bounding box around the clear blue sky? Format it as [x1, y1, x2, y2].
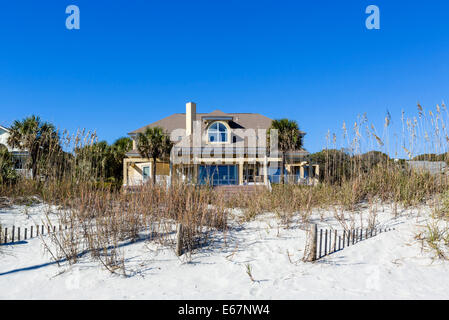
[1, 0, 449, 153]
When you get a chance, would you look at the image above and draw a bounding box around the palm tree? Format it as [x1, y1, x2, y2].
[7, 115, 59, 179]
[269, 119, 303, 184]
[137, 127, 172, 184]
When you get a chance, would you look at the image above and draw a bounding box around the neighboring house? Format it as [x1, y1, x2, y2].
[406, 160, 448, 175]
[0, 124, 31, 177]
[123, 102, 318, 187]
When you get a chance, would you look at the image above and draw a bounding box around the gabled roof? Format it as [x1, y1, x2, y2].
[0, 125, 10, 133]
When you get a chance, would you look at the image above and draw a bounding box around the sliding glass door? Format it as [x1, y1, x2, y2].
[198, 165, 238, 185]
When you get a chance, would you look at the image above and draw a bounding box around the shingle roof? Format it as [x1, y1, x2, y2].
[129, 110, 276, 135]
[128, 110, 305, 135]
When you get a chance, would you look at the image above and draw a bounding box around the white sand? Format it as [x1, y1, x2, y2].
[0, 202, 448, 299]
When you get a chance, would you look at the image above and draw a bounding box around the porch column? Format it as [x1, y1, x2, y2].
[193, 163, 198, 184]
[238, 161, 244, 185]
[169, 161, 173, 185]
[300, 166, 304, 179]
[123, 159, 128, 186]
[263, 156, 268, 185]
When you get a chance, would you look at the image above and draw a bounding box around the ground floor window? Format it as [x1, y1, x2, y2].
[143, 166, 150, 180]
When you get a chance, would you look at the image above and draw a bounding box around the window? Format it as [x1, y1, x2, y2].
[208, 122, 228, 143]
[143, 166, 150, 180]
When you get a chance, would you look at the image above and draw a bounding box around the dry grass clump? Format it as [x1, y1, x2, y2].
[41, 182, 228, 274]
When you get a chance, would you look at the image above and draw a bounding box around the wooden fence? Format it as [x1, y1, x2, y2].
[0, 224, 68, 245]
[303, 224, 395, 262]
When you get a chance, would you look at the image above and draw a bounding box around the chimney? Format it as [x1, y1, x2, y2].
[186, 102, 196, 135]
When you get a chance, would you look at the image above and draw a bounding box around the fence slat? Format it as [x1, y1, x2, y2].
[334, 230, 337, 252]
[12, 226, 15, 243]
[324, 230, 328, 255]
[347, 230, 350, 246]
[319, 229, 323, 258]
[4, 228, 7, 243]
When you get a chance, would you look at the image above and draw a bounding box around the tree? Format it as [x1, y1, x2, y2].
[0, 144, 17, 184]
[109, 137, 133, 183]
[310, 149, 351, 183]
[268, 119, 304, 184]
[356, 151, 390, 173]
[137, 127, 172, 184]
[7, 115, 60, 179]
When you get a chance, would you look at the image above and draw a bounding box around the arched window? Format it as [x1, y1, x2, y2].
[208, 122, 228, 143]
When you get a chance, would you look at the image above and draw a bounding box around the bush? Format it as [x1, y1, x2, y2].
[0, 145, 17, 185]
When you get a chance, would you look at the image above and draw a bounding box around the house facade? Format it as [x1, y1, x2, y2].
[123, 102, 318, 187]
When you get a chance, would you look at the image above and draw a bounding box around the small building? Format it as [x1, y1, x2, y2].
[406, 160, 448, 175]
[123, 102, 318, 187]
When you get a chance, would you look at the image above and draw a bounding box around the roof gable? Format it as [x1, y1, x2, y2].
[0, 125, 9, 134]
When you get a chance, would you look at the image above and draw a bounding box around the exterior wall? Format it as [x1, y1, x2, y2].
[124, 159, 170, 186]
[0, 128, 19, 151]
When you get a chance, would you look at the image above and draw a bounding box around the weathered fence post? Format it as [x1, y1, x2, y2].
[4, 228, 7, 243]
[302, 224, 318, 262]
[319, 229, 323, 258]
[175, 223, 184, 256]
[18, 227, 21, 241]
[12, 226, 15, 243]
[324, 229, 328, 255]
[334, 230, 337, 252]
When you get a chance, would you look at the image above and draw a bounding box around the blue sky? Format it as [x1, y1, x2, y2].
[1, 1, 449, 153]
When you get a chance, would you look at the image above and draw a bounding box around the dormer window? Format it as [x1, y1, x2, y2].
[208, 122, 228, 143]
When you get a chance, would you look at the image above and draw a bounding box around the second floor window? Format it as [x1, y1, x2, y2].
[208, 122, 228, 143]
